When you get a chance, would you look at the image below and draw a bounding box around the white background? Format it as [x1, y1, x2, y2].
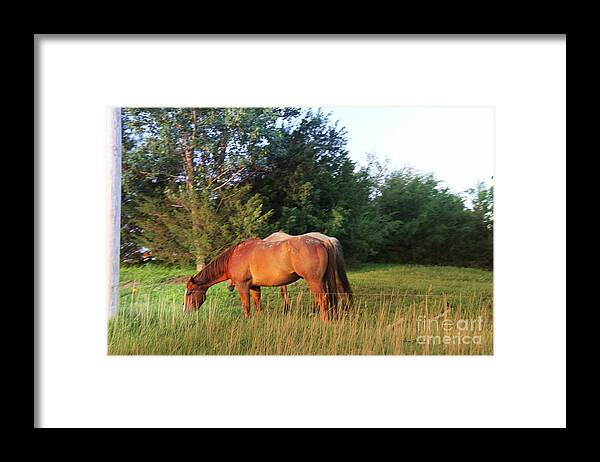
[37, 36, 566, 428]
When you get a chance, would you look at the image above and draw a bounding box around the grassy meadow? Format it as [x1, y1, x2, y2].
[108, 263, 493, 355]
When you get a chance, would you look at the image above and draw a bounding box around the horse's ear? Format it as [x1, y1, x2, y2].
[188, 276, 195, 284]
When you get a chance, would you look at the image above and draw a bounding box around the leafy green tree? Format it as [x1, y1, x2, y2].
[248, 109, 382, 260]
[468, 181, 494, 231]
[121, 107, 294, 268]
[373, 168, 478, 266]
[132, 186, 272, 266]
[464, 181, 494, 268]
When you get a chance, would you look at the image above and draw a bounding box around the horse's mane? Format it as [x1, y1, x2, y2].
[193, 238, 258, 286]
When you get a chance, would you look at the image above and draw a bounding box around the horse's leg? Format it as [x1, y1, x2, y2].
[236, 285, 251, 318]
[307, 280, 329, 321]
[280, 286, 290, 313]
[250, 287, 262, 314]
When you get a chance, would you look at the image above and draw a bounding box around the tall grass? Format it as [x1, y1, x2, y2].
[108, 264, 493, 355]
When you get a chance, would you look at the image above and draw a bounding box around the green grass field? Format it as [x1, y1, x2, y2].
[108, 263, 493, 355]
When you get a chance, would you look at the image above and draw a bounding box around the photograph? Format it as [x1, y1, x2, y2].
[36, 35, 565, 428]
[108, 106, 494, 355]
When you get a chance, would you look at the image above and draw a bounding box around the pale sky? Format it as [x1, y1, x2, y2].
[318, 106, 494, 195]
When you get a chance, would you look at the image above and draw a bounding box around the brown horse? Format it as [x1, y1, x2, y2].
[231, 231, 352, 313]
[184, 235, 352, 321]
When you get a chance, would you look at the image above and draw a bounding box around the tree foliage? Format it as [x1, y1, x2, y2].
[372, 168, 493, 267]
[120, 108, 493, 269]
[121, 107, 291, 268]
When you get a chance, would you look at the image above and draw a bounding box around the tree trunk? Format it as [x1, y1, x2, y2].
[182, 109, 205, 269]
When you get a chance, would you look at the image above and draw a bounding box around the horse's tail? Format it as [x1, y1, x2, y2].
[324, 241, 340, 309]
[323, 238, 353, 310]
[330, 238, 353, 309]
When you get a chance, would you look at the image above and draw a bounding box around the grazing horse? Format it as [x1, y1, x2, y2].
[184, 235, 352, 321]
[244, 231, 352, 313]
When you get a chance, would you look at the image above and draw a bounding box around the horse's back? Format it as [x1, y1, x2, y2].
[263, 231, 292, 243]
[262, 232, 338, 264]
[265, 231, 338, 246]
[259, 235, 329, 271]
[305, 231, 339, 247]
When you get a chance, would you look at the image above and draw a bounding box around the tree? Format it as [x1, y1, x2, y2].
[464, 181, 494, 268]
[248, 109, 381, 260]
[120, 107, 295, 268]
[373, 168, 479, 266]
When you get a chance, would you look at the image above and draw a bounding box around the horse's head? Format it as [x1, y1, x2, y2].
[183, 276, 207, 312]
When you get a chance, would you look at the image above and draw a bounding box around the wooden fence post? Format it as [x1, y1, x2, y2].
[107, 107, 121, 320]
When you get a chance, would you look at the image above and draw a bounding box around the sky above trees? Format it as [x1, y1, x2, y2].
[319, 106, 494, 195]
